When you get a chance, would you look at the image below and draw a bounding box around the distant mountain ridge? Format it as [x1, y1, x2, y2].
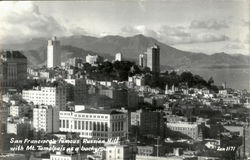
[1, 34, 249, 68]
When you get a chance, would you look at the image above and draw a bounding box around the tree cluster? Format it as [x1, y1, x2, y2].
[82, 61, 141, 81]
[145, 71, 218, 92]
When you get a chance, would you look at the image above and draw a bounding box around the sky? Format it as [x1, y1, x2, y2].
[0, 0, 249, 55]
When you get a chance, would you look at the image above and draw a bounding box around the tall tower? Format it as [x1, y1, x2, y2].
[146, 44, 160, 73]
[115, 52, 122, 61]
[47, 36, 61, 68]
[139, 53, 147, 68]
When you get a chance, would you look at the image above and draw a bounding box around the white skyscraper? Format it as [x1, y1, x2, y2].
[115, 52, 122, 61]
[47, 36, 61, 68]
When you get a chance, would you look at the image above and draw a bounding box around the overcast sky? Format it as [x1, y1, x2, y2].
[0, 0, 249, 55]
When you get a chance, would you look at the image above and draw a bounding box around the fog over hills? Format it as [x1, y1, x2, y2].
[1, 34, 248, 69]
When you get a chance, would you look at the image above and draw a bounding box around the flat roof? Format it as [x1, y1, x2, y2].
[76, 109, 123, 115]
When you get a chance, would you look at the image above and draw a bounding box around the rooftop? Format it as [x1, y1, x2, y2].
[76, 108, 123, 115]
[1, 50, 27, 59]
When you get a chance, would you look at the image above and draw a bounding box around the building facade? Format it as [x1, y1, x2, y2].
[47, 36, 61, 68]
[33, 105, 59, 133]
[22, 86, 67, 110]
[139, 53, 147, 68]
[131, 109, 165, 137]
[115, 52, 123, 61]
[99, 88, 128, 107]
[166, 122, 200, 140]
[86, 54, 103, 65]
[244, 125, 250, 159]
[7, 117, 31, 138]
[0, 50, 27, 91]
[74, 78, 88, 105]
[106, 144, 136, 160]
[146, 45, 160, 73]
[59, 109, 128, 139]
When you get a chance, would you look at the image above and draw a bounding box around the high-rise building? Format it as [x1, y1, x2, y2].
[47, 36, 61, 68]
[139, 53, 147, 68]
[115, 52, 123, 61]
[127, 89, 140, 108]
[33, 105, 59, 133]
[74, 78, 88, 105]
[146, 45, 160, 73]
[131, 109, 165, 137]
[244, 125, 250, 158]
[0, 50, 27, 91]
[22, 86, 67, 110]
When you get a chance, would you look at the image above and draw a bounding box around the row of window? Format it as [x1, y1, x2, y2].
[74, 114, 108, 119]
[60, 120, 109, 132]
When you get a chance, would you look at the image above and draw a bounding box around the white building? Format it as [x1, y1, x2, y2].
[59, 108, 128, 139]
[167, 122, 200, 140]
[22, 86, 67, 110]
[128, 75, 145, 86]
[139, 53, 147, 68]
[10, 105, 25, 117]
[47, 36, 61, 68]
[50, 152, 83, 160]
[7, 117, 31, 137]
[115, 52, 122, 61]
[33, 105, 59, 133]
[86, 54, 102, 65]
[106, 144, 136, 160]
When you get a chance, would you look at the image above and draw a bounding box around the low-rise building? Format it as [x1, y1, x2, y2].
[166, 122, 201, 140]
[137, 146, 154, 156]
[59, 108, 128, 139]
[106, 144, 136, 160]
[7, 117, 31, 137]
[86, 54, 103, 65]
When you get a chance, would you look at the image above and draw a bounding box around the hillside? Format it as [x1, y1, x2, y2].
[1, 34, 248, 68]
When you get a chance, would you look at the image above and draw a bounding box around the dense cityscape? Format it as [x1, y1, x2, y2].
[0, 36, 249, 160]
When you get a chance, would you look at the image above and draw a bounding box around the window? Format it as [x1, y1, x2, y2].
[74, 121, 77, 129]
[121, 122, 123, 131]
[86, 121, 89, 130]
[63, 120, 65, 128]
[93, 122, 96, 131]
[82, 121, 84, 130]
[78, 121, 81, 129]
[97, 122, 100, 131]
[101, 122, 104, 131]
[105, 123, 108, 131]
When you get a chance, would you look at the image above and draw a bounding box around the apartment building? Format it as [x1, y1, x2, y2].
[22, 86, 66, 110]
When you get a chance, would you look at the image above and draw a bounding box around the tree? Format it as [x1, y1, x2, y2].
[208, 77, 214, 85]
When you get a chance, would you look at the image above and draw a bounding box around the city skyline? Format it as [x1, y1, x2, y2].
[0, 0, 249, 55]
[1, 1, 250, 159]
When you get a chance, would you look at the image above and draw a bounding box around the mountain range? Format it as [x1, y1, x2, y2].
[1, 34, 249, 69]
